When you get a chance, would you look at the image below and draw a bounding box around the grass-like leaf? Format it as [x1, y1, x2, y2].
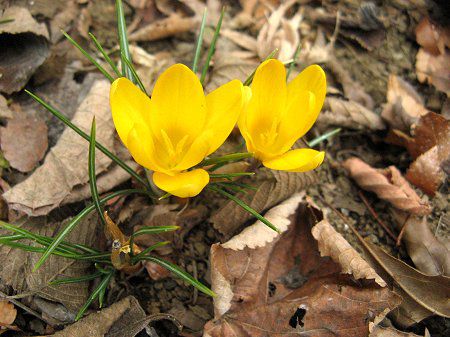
[116, 0, 133, 81]
[198, 152, 253, 167]
[88, 118, 107, 227]
[61, 30, 114, 83]
[0, 18, 14, 24]
[192, 8, 208, 73]
[121, 52, 148, 95]
[132, 226, 179, 237]
[209, 172, 254, 179]
[208, 185, 280, 232]
[88, 32, 121, 77]
[50, 272, 103, 285]
[200, 7, 225, 85]
[75, 270, 114, 321]
[308, 128, 341, 147]
[131, 241, 170, 263]
[25, 90, 150, 189]
[33, 189, 151, 271]
[139, 255, 215, 297]
[286, 42, 301, 80]
[243, 48, 278, 86]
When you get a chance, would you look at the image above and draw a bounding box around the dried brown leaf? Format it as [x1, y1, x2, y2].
[3, 80, 114, 216]
[369, 324, 424, 337]
[392, 210, 450, 276]
[416, 48, 450, 96]
[0, 7, 50, 94]
[381, 75, 429, 132]
[415, 17, 450, 56]
[211, 165, 317, 237]
[0, 300, 16, 326]
[129, 14, 197, 42]
[0, 113, 48, 173]
[343, 157, 431, 215]
[0, 96, 13, 119]
[205, 196, 400, 337]
[50, 296, 148, 337]
[312, 219, 386, 286]
[319, 97, 385, 131]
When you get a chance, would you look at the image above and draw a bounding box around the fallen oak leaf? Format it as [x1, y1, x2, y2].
[369, 323, 425, 337]
[0, 300, 16, 328]
[416, 48, 450, 96]
[343, 157, 430, 215]
[0, 112, 48, 173]
[205, 195, 401, 337]
[415, 17, 450, 56]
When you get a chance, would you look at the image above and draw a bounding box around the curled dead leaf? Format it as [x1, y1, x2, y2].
[312, 219, 386, 286]
[0, 300, 16, 327]
[0, 7, 50, 94]
[343, 157, 431, 215]
[416, 48, 450, 96]
[319, 97, 385, 131]
[415, 17, 450, 56]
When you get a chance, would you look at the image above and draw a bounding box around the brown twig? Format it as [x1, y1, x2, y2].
[396, 213, 412, 247]
[358, 190, 398, 242]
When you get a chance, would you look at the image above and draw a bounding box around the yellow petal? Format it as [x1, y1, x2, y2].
[173, 131, 212, 171]
[262, 148, 325, 172]
[204, 79, 244, 155]
[110, 77, 152, 146]
[245, 59, 287, 135]
[149, 64, 206, 144]
[286, 64, 326, 135]
[153, 169, 209, 198]
[126, 123, 169, 174]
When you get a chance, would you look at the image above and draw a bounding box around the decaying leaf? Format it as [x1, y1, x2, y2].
[318, 97, 385, 131]
[211, 164, 317, 237]
[0, 213, 100, 312]
[381, 75, 429, 132]
[0, 300, 16, 327]
[312, 219, 386, 286]
[0, 7, 50, 94]
[205, 195, 400, 337]
[3, 80, 114, 216]
[0, 95, 13, 119]
[50, 296, 149, 337]
[369, 324, 424, 337]
[343, 157, 430, 215]
[392, 210, 450, 276]
[416, 48, 450, 96]
[0, 112, 48, 173]
[415, 17, 450, 56]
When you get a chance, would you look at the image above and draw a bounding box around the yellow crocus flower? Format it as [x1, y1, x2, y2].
[238, 59, 326, 172]
[110, 64, 245, 198]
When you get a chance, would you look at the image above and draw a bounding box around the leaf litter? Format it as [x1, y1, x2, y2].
[0, 0, 449, 336]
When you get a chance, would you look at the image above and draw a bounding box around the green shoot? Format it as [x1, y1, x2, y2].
[131, 241, 170, 263]
[132, 226, 179, 238]
[88, 32, 121, 77]
[244, 48, 279, 86]
[121, 52, 148, 95]
[209, 172, 254, 179]
[116, 0, 133, 81]
[138, 256, 215, 297]
[192, 8, 208, 73]
[75, 270, 114, 320]
[286, 43, 301, 80]
[89, 118, 107, 227]
[308, 128, 341, 147]
[200, 7, 225, 85]
[50, 272, 103, 285]
[0, 18, 14, 25]
[61, 30, 114, 83]
[25, 90, 150, 189]
[208, 185, 280, 233]
[33, 189, 151, 271]
[198, 152, 253, 167]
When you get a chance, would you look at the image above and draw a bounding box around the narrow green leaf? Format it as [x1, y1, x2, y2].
[198, 152, 253, 167]
[88, 32, 121, 77]
[200, 7, 225, 85]
[209, 172, 254, 179]
[308, 128, 341, 147]
[116, 0, 133, 80]
[33, 189, 151, 271]
[286, 42, 301, 80]
[121, 52, 148, 95]
[208, 186, 280, 232]
[140, 256, 215, 297]
[61, 30, 114, 83]
[131, 241, 170, 264]
[0, 18, 14, 24]
[50, 272, 103, 285]
[132, 226, 179, 237]
[25, 90, 151, 189]
[192, 8, 208, 73]
[75, 271, 114, 321]
[243, 48, 279, 86]
[88, 118, 107, 227]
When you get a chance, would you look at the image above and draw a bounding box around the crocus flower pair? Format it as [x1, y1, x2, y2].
[110, 59, 326, 198]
